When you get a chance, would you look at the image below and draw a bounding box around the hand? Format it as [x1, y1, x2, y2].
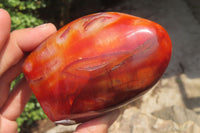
[74, 110, 119, 133]
[0, 9, 118, 133]
[0, 9, 57, 132]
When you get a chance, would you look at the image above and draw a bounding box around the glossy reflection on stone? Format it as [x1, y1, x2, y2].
[22, 12, 172, 124]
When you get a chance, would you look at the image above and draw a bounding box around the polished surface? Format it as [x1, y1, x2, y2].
[22, 12, 172, 124]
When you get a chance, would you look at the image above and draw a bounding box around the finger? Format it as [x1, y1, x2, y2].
[0, 9, 11, 50]
[0, 23, 57, 77]
[12, 23, 57, 51]
[0, 78, 32, 121]
[0, 116, 18, 133]
[0, 59, 24, 108]
[75, 110, 119, 133]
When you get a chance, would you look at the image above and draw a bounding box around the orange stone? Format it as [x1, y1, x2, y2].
[22, 12, 172, 124]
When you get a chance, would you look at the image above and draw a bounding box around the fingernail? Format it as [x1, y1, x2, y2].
[34, 23, 50, 30]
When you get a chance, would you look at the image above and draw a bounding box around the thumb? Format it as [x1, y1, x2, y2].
[75, 110, 120, 133]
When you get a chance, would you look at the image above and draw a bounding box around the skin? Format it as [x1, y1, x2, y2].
[0, 9, 119, 133]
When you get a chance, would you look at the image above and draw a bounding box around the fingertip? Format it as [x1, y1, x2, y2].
[0, 9, 11, 30]
[0, 9, 10, 18]
[0, 9, 11, 49]
[49, 23, 58, 33]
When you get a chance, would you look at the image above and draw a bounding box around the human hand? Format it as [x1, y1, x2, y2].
[74, 110, 119, 133]
[0, 9, 57, 132]
[0, 9, 118, 133]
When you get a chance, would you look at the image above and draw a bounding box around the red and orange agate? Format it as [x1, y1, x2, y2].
[22, 12, 172, 123]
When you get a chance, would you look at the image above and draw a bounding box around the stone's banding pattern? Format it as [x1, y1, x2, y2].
[22, 12, 172, 124]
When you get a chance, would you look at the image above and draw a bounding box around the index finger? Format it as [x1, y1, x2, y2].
[0, 23, 57, 77]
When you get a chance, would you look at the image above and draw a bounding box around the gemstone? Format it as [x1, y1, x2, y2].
[22, 12, 172, 124]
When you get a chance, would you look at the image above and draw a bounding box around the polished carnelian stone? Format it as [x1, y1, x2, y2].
[22, 12, 172, 124]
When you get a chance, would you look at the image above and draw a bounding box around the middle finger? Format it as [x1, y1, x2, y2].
[0, 59, 24, 108]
